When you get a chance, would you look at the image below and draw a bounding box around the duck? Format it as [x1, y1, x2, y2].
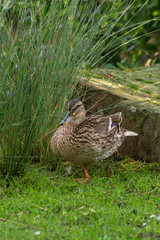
[50, 98, 138, 181]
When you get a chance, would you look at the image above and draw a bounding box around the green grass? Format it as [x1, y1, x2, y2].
[0, 159, 159, 240]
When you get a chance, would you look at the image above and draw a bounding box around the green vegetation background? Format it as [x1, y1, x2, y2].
[1, 0, 160, 68]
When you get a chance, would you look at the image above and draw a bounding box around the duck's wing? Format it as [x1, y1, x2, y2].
[94, 117, 113, 134]
[108, 112, 122, 124]
[77, 114, 121, 135]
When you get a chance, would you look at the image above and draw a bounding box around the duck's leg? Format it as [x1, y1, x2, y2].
[83, 164, 91, 179]
[108, 150, 119, 178]
[75, 164, 91, 183]
[114, 150, 119, 156]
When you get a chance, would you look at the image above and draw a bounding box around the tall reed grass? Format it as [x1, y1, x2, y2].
[0, 0, 155, 176]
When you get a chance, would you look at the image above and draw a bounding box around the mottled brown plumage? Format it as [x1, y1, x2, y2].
[50, 99, 138, 180]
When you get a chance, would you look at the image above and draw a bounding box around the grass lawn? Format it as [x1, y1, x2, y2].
[0, 158, 159, 240]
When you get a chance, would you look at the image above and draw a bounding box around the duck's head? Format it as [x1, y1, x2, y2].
[60, 99, 86, 125]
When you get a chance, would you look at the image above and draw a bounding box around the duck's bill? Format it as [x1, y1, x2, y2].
[60, 111, 71, 125]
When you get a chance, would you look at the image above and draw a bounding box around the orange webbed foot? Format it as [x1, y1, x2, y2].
[75, 178, 91, 184]
[75, 164, 91, 183]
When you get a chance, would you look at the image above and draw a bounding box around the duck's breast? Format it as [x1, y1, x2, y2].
[50, 124, 76, 161]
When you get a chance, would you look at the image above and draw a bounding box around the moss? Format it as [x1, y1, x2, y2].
[127, 84, 139, 90]
[144, 90, 152, 94]
[136, 78, 145, 82]
[144, 80, 154, 84]
[135, 79, 154, 84]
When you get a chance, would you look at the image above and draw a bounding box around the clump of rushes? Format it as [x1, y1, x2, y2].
[0, 0, 154, 176]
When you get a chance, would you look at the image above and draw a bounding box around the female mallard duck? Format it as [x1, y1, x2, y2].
[50, 99, 138, 181]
